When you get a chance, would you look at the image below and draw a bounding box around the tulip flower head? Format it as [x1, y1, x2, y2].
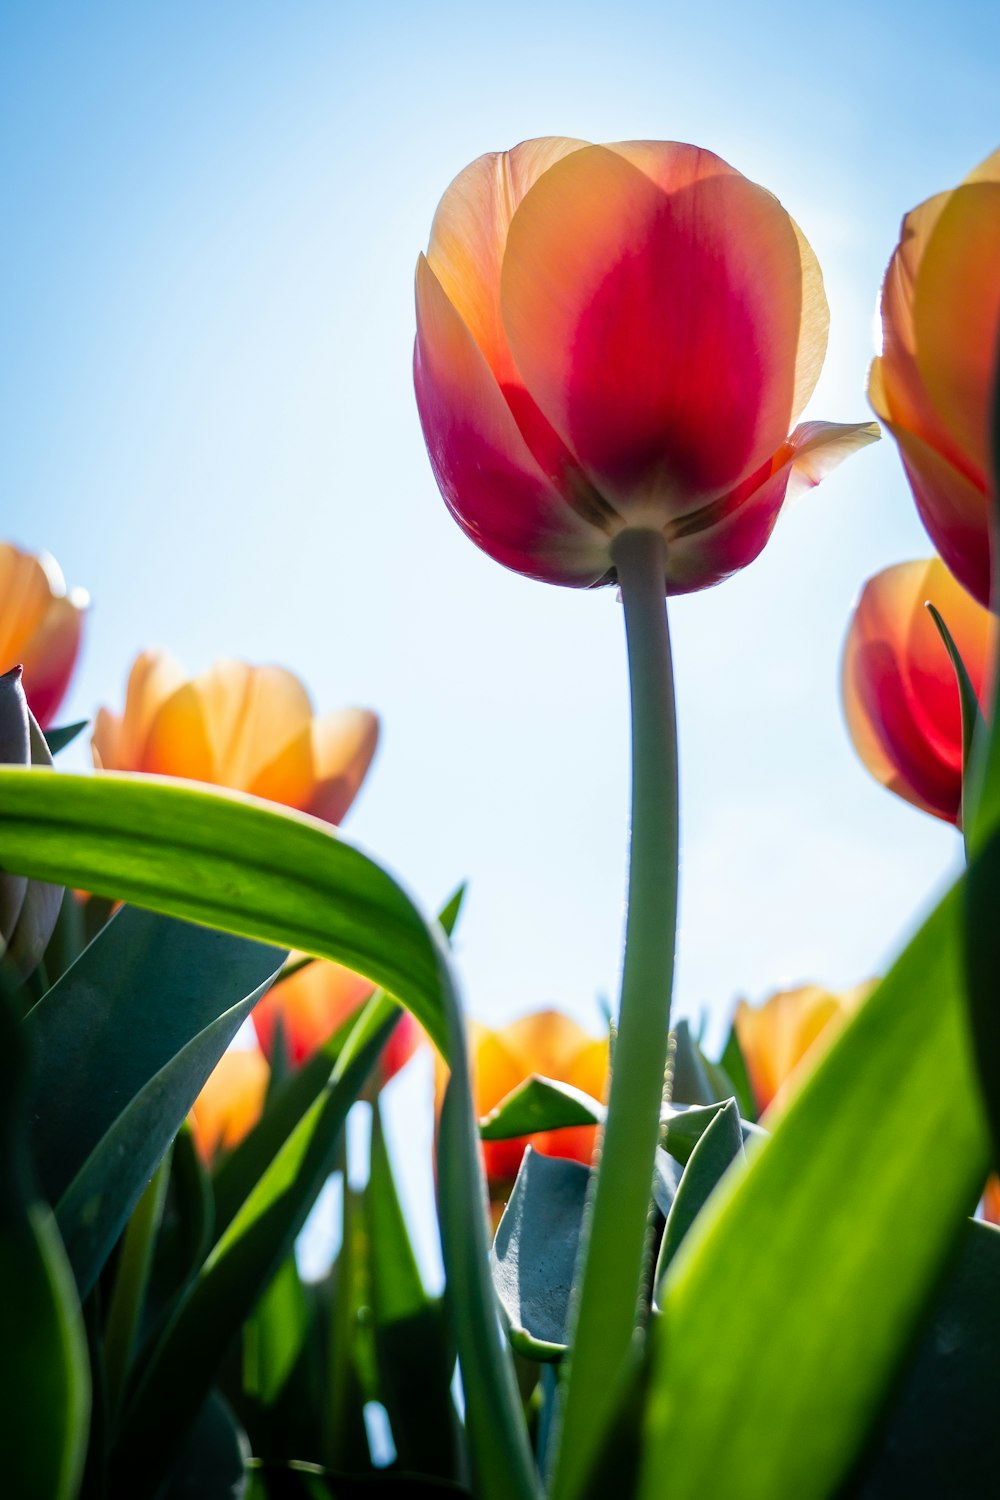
[734, 981, 874, 1118]
[440, 1009, 609, 1198]
[0, 541, 87, 728]
[842, 558, 995, 824]
[92, 650, 378, 827]
[415, 138, 878, 592]
[870, 150, 1000, 608]
[252, 955, 419, 1079]
[189, 1044, 270, 1162]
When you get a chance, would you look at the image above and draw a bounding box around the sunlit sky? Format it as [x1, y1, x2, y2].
[2, 3, 997, 1151]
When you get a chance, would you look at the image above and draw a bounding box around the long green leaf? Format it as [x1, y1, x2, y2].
[636, 843, 993, 1500]
[24, 904, 285, 1203]
[0, 769, 535, 1500]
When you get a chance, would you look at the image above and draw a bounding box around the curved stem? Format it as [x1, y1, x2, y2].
[551, 528, 679, 1499]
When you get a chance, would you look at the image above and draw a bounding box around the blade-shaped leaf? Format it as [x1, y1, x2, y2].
[636, 844, 993, 1500]
[42, 721, 89, 756]
[660, 1100, 764, 1166]
[479, 1076, 605, 1141]
[655, 1098, 745, 1295]
[24, 904, 285, 1204]
[0, 769, 537, 1500]
[490, 1148, 590, 1362]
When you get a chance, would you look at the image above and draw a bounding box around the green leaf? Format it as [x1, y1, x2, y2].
[0, 769, 537, 1500]
[243, 1256, 311, 1409]
[368, 1102, 462, 1480]
[112, 1002, 398, 1495]
[24, 904, 285, 1204]
[57, 982, 276, 1297]
[160, 1389, 250, 1500]
[718, 1023, 757, 1123]
[490, 1148, 590, 1362]
[249, 1460, 471, 1498]
[636, 844, 993, 1500]
[844, 1218, 1000, 1496]
[479, 1076, 605, 1140]
[0, 981, 90, 1500]
[660, 1100, 764, 1166]
[43, 720, 89, 756]
[654, 1098, 745, 1297]
[668, 1019, 722, 1106]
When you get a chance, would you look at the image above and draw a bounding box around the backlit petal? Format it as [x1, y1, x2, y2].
[193, 661, 314, 790]
[302, 708, 379, 826]
[881, 420, 991, 607]
[18, 593, 86, 729]
[501, 143, 812, 515]
[253, 957, 375, 1066]
[415, 255, 611, 585]
[189, 1047, 270, 1162]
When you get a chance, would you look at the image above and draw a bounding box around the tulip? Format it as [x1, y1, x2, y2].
[870, 150, 1000, 608]
[841, 557, 995, 823]
[0, 541, 87, 728]
[189, 1045, 270, 1162]
[733, 981, 874, 1117]
[0, 666, 63, 975]
[92, 650, 378, 827]
[415, 138, 877, 592]
[438, 1009, 609, 1197]
[252, 954, 419, 1078]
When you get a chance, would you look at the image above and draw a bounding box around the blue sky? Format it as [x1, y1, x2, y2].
[2, 0, 997, 1054]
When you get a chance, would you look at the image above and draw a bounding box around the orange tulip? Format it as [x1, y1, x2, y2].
[252, 954, 419, 1079]
[842, 557, 995, 824]
[439, 1010, 609, 1195]
[415, 138, 877, 592]
[733, 982, 874, 1117]
[0, 541, 87, 728]
[982, 1175, 1000, 1226]
[189, 1045, 270, 1162]
[870, 150, 1000, 608]
[92, 650, 378, 826]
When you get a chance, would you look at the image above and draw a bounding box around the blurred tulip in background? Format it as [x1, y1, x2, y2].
[869, 149, 1000, 608]
[188, 1044, 271, 1162]
[733, 981, 874, 1117]
[0, 540, 87, 729]
[415, 138, 877, 592]
[841, 557, 995, 823]
[252, 954, 419, 1078]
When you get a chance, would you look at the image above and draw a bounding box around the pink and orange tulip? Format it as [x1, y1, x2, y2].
[440, 1010, 609, 1197]
[842, 557, 995, 824]
[92, 650, 378, 827]
[415, 138, 877, 592]
[870, 150, 1000, 608]
[0, 541, 87, 728]
[189, 1045, 270, 1162]
[733, 981, 874, 1117]
[252, 955, 419, 1079]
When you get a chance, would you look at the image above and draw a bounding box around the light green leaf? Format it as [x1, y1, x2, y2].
[479, 1076, 605, 1141]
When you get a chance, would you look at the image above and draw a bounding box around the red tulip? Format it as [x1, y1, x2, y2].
[870, 150, 1000, 608]
[415, 139, 877, 592]
[842, 557, 995, 824]
[0, 541, 87, 728]
[252, 954, 419, 1079]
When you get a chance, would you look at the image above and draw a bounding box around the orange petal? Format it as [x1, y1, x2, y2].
[18, 592, 86, 729]
[194, 661, 314, 790]
[415, 255, 611, 585]
[734, 985, 867, 1116]
[252, 958, 375, 1066]
[914, 157, 1000, 483]
[140, 681, 217, 781]
[301, 708, 380, 826]
[189, 1046, 270, 1162]
[0, 544, 56, 665]
[501, 143, 814, 516]
[426, 137, 588, 388]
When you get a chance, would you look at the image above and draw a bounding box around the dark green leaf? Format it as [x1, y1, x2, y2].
[668, 1020, 721, 1106]
[24, 905, 285, 1204]
[249, 1460, 471, 1498]
[161, 1388, 250, 1500]
[655, 1098, 745, 1296]
[718, 1023, 757, 1122]
[479, 1076, 605, 1141]
[651, 1147, 682, 1218]
[43, 720, 89, 756]
[490, 1148, 590, 1362]
[368, 1103, 462, 1480]
[660, 1100, 763, 1166]
[635, 843, 993, 1500]
[845, 1219, 1000, 1497]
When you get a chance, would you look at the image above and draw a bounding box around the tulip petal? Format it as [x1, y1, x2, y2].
[18, 594, 86, 729]
[141, 682, 217, 781]
[415, 256, 613, 585]
[252, 958, 375, 1066]
[663, 420, 879, 595]
[501, 143, 815, 514]
[842, 558, 995, 822]
[914, 157, 1000, 482]
[426, 137, 588, 389]
[0, 544, 55, 665]
[194, 662, 314, 789]
[189, 1047, 270, 1161]
[304, 708, 379, 826]
[880, 419, 991, 608]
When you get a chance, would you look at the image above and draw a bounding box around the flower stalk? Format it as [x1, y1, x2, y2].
[552, 526, 679, 1499]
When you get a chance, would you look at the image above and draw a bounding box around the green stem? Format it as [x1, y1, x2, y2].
[103, 1150, 171, 1425]
[551, 528, 679, 1499]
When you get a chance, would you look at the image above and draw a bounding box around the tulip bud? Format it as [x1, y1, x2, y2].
[0, 666, 63, 977]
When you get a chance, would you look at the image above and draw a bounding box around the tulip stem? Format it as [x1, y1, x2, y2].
[551, 527, 678, 1500]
